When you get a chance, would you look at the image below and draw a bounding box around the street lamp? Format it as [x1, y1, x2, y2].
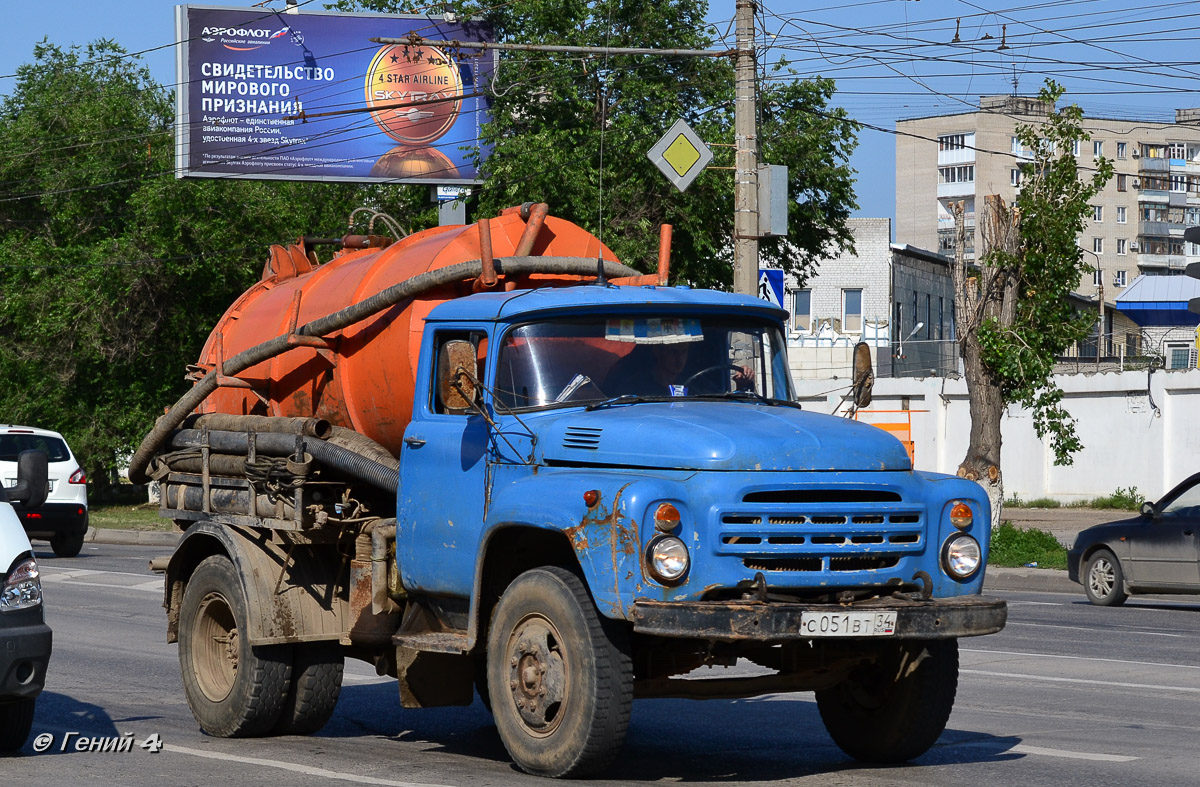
[895, 321, 925, 374]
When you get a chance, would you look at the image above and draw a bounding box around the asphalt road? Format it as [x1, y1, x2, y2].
[7, 542, 1200, 786]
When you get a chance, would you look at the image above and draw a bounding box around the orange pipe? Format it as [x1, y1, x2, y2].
[514, 203, 549, 256]
[657, 224, 673, 285]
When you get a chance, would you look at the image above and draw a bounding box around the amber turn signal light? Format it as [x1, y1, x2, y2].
[654, 503, 681, 532]
[583, 489, 599, 507]
[950, 502, 973, 529]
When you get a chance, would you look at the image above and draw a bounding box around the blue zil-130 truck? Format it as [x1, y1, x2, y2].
[132, 209, 1006, 778]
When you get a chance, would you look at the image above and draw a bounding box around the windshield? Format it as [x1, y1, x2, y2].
[494, 315, 796, 410]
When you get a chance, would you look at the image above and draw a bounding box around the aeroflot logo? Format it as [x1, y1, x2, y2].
[200, 25, 291, 52]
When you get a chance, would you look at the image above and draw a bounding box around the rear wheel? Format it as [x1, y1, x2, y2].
[178, 555, 292, 737]
[0, 698, 35, 752]
[273, 642, 344, 735]
[816, 639, 958, 763]
[1084, 549, 1127, 606]
[486, 567, 632, 778]
[50, 531, 85, 558]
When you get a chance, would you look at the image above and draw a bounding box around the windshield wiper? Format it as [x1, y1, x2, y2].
[706, 390, 804, 409]
[584, 394, 673, 411]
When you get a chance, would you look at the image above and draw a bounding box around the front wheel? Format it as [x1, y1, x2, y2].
[486, 566, 632, 778]
[1084, 549, 1128, 606]
[816, 639, 958, 763]
[0, 698, 35, 752]
[178, 555, 293, 737]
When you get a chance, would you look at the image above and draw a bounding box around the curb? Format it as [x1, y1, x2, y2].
[983, 566, 1076, 594]
[84, 526, 182, 548]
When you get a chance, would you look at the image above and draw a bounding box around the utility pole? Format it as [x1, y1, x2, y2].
[732, 0, 759, 296]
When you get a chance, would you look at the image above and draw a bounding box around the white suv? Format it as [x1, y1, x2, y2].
[0, 426, 89, 558]
[0, 450, 52, 752]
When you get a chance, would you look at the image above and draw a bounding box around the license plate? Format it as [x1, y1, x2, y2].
[799, 611, 897, 637]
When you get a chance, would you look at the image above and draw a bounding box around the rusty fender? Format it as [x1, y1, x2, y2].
[631, 594, 1007, 642]
[164, 521, 349, 646]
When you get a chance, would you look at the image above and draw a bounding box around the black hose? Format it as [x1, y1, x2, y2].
[128, 255, 638, 484]
[169, 429, 400, 494]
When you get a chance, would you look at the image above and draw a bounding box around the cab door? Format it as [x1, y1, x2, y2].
[1129, 478, 1200, 588]
[396, 328, 491, 598]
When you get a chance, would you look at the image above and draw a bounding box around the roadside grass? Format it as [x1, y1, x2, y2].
[89, 503, 174, 532]
[988, 522, 1068, 570]
[1005, 485, 1144, 512]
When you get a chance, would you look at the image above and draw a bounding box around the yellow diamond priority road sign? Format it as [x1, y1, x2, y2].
[648, 119, 713, 192]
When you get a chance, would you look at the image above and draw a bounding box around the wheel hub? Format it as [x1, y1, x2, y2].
[505, 616, 567, 735]
[1089, 559, 1114, 597]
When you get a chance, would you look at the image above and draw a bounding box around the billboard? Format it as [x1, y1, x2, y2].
[175, 5, 494, 184]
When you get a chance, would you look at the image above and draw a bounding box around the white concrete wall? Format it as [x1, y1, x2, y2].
[793, 368, 1200, 502]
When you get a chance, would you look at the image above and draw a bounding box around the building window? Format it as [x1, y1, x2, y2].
[1072, 139, 1080, 156]
[1010, 168, 1022, 186]
[1093, 140, 1104, 157]
[1172, 174, 1189, 193]
[1093, 269, 1102, 287]
[925, 294, 931, 339]
[843, 289, 863, 333]
[1116, 239, 1127, 255]
[1117, 142, 1127, 159]
[1092, 205, 1103, 222]
[1170, 142, 1186, 159]
[793, 289, 811, 332]
[939, 134, 967, 151]
[1114, 270, 1127, 287]
[1011, 136, 1020, 154]
[937, 297, 944, 340]
[1117, 174, 1127, 191]
[1117, 206, 1127, 223]
[1093, 237, 1104, 254]
[1166, 342, 1196, 370]
[938, 165, 974, 184]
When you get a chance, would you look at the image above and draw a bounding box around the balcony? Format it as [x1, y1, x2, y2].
[1139, 158, 1170, 173]
[1137, 253, 1187, 272]
[937, 181, 974, 199]
[1140, 221, 1173, 236]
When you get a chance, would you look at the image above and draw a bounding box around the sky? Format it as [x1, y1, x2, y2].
[3, 0, 1196, 232]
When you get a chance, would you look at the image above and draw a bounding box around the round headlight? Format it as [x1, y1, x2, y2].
[942, 534, 982, 579]
[647, 536, 689, 583]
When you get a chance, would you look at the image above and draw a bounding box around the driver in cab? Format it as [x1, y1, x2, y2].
[604, 340, 754, 398]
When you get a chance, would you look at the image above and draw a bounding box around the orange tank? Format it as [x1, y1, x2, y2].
[194, 207, 619, 455]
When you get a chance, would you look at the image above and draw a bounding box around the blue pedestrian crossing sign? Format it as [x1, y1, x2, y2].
[758, 269, 784, 308]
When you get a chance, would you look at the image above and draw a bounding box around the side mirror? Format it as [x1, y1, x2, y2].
[10, 450, 49, 508]
[437, 339, 479, 414]
[1140, 501, 1156, 518]
[850, 342, 874, 409]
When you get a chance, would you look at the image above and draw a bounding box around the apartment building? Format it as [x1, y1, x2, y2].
[896, 95, 1200, 301]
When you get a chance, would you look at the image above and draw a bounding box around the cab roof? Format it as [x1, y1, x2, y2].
[426, 284, 788, 324]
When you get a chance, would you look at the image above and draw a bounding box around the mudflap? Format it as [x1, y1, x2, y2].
[164, 521, 348, 646]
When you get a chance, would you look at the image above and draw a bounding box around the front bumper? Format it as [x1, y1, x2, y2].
[632, 594, 1007, 642]
[15, 502, 88, 539]
[0, 609, 52, 700]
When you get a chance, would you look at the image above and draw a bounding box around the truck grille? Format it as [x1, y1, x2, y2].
[716, 487, 924, 575]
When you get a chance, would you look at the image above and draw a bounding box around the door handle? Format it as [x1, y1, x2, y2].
[404, 436, 426, 448]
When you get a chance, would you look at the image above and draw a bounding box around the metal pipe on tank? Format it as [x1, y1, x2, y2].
[513, 203, 549, 256]
[657, 224, 673, 285]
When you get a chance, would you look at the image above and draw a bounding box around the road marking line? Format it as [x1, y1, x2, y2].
[40, 578, 161, 594]
[963, 647, 1200, 671]
[1009, 744, 1138, 762]
[132, 580, 164, 591]
[1004, 621, 1184, 637]
[961, 668, 1200, 694]
[342, 673, 393, 685]
[164, 744, 456, 787]
[1005, 601, 1062, 606]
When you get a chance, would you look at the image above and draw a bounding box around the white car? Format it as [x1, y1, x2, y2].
[0, 451, 52, 752]
[0, 426, 89, 558]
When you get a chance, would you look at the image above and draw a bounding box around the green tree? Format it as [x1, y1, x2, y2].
[951, 80, 1113, 521]
[0, 41, 428, 491]
[334, 0, 858, 285]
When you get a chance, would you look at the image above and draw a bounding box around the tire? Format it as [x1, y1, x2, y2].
[486, 566, 632, 778]
[816, 639, 959, 763]
[178, 555, 292, 737]
[1084, 549, 1128, 606]
[0, 698, 35, 753]
[50, 531, 85, 558]
[273, 642, 344, 735]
